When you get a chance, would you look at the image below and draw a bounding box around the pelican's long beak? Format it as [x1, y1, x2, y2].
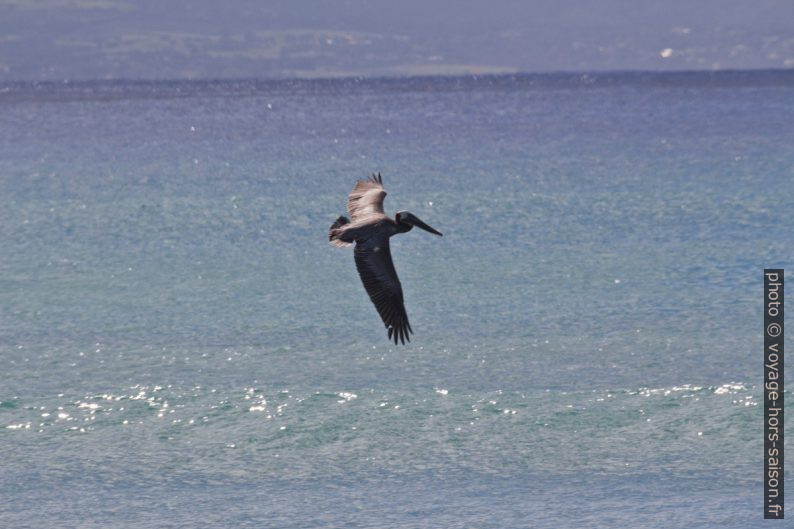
[411, 216, 443, 236]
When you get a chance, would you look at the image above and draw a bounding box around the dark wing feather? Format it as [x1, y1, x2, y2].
[354, 237, 413, 345]
[348, 173, 386, 221]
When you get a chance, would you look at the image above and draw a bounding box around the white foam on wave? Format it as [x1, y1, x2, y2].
[632, 382, 749, 398]
[337, 392, 357, 403]
[713, 383, 746, 394]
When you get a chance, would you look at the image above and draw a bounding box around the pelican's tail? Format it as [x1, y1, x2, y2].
[329, 215, 352, 247]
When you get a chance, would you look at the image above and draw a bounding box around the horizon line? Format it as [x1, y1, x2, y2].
[1, 66, 793, 86]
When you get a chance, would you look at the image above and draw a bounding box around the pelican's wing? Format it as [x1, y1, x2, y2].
[354, 237, 413, 345]
[348, 173, 386, 221]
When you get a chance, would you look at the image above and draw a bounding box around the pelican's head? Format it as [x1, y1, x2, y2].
[396, 211, 443, 236]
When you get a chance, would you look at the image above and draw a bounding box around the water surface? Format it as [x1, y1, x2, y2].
[1, 71, 792, 528]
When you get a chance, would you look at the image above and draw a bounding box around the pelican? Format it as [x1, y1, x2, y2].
[329, 173, 442, 344]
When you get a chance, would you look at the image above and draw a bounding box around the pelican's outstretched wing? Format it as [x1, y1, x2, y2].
[354, 237, 413, 345]
[348, 173, 386, 221]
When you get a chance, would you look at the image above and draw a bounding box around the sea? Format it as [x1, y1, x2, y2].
[1, 71, 792, 528]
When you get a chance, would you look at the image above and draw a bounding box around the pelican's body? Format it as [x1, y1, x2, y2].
[329, 173, 442, 344]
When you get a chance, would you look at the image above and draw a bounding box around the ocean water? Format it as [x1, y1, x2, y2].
[0, 71, 792, 528]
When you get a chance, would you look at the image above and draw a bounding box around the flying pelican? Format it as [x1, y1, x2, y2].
[329, 173, 442, 344]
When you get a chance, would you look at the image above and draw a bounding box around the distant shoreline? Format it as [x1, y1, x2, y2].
[2, 68, 793, 102]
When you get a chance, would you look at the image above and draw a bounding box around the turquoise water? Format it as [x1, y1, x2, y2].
[1, 72, 792, 527]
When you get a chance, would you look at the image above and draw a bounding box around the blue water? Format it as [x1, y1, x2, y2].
[1, 72, 792, 528]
